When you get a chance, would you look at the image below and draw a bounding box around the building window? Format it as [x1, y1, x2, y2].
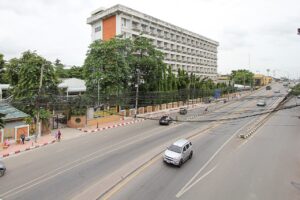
[121, 18, 127, 27]
[95, 26, 101, 33]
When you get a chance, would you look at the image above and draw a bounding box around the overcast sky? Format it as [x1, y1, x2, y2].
[0, 0, 299, 78]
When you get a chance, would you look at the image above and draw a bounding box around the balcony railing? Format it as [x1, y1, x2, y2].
[132, 25, 141, 31]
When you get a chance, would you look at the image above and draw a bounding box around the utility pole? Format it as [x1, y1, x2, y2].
[35, 64, 44, 142]
[97, 78, 100, 106]
[243, 73, 246, 89]
[135, 69, 140, 118]
[248, 53, 251, 71]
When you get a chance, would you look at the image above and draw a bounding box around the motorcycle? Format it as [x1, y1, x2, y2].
[0, 160, 6, 177]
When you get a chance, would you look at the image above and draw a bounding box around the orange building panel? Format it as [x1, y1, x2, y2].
[102, 15, 116, 41]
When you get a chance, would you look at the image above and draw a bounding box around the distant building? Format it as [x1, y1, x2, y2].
[87, 4, 219, 79]
[58, 78, 86, 97]
[216, 74, 231, 85]
[0, 84, 10, 100]
[253, 74, 272, 88]
[0, 103, 29, 144]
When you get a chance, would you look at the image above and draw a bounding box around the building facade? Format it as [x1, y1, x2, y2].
[87, 4, 219, 79]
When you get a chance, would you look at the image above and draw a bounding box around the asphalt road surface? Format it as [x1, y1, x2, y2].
[110, 85, 300, 200]
[0, 83, 289, 200]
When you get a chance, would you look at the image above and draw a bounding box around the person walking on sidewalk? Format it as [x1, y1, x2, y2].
[20, 134, 25, 144]
[57, 130, 61, 142]
[54, 131, 58, 140]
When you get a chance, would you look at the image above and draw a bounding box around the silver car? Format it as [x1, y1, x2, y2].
[163, 139, 193, 167]
[0, 160, 6, 177]
[257, 100, 266, 107]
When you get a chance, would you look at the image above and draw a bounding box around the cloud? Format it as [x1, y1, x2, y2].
[220, 29, 251, 51]
[0, 0, 300, 78]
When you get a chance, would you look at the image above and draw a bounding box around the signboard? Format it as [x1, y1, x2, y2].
[214, 89, 221, 99]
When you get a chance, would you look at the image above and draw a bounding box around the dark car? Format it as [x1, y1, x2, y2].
[266, 86, 272, 90]
[0, 160, 6, 177]
[179, 108, 187, 115]
[159, 116, 173, 125]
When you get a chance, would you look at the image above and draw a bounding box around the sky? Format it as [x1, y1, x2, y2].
[0, 0, 300, 78]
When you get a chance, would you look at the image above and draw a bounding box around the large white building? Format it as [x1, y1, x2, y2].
[87, 4, 219, 79]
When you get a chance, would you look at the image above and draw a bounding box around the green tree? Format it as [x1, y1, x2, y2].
[12, 51, 59, 116]
[0, 53, 7, 83]
[83, 38, 132, 100]
[54, 59, 69, 78]
[5, 58, 21, 86]
[68, 66, 84, 79]
[230, 69, 254, 86]
[177, 68, 190, 89]
[130, 36, 166, 92]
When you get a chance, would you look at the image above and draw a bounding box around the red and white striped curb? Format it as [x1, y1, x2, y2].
[77, 119, 145, 133]
[0, 140, 56, 159]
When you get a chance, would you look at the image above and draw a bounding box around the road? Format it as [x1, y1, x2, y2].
[110, 85, 300, 200]
[0, 83, 287, 200]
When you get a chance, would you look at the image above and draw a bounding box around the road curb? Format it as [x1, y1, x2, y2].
[0, 140, 57, 159]
[77, 119, 145, 133]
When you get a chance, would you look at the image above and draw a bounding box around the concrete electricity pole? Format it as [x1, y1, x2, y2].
[35, 64, 44, 142]
[135, 69, 140, 118]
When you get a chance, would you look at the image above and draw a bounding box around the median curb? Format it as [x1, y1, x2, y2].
[239, 95, 289, 139]
[0, 139, 57, 159]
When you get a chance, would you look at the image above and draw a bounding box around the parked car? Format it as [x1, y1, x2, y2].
[163, 139, 193, 167]
[179, 108, 187, 115]
[266, 86, 272, 90]
[274, 90, 280, 93]
[0, 160, 6, 177]
[257, 100, 266, 107]
[297, 95, 300, 99]
[159, 116, 173, 125]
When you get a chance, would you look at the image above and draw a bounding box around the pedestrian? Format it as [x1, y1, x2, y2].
[57, 130, 61, 142]
[54, 131, 58, 140]
[20, 134, 25, 144]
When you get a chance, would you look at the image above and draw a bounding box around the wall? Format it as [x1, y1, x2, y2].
[103, 15, 116, 41]
[87, 115, 122, 126]
[67, 116, 86, 128]
[91, 20, 103, 41]
[16, 126, 29, 143]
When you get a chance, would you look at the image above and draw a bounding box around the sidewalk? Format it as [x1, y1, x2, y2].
[0, 118, 144, 158]
[0, 128, 84, 158]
